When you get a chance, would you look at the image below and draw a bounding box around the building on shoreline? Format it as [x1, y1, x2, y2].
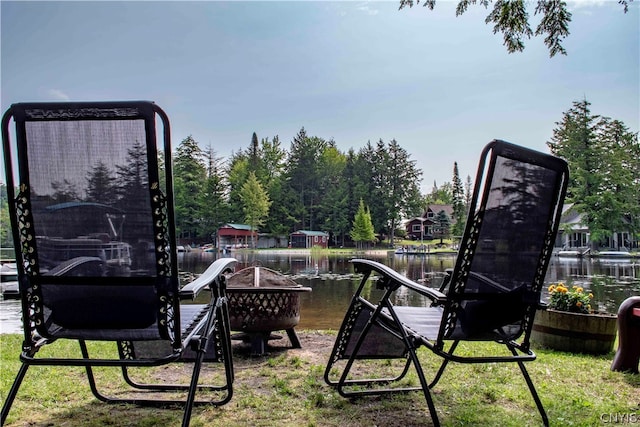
[289, 230, 329, 249]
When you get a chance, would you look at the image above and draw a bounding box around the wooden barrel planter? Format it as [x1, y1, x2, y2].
[226, 266, 311, 355]
[531, 309, 618, 355]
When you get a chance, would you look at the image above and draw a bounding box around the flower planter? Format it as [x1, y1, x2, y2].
[531, 309, 618, 355]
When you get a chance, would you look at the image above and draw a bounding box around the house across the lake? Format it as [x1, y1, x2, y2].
[405, 204, 455, 241]
[556, 203, 639, 251]
[289, 230, 329, 249]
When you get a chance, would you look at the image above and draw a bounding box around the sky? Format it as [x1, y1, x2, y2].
[1, 0, 638, 192]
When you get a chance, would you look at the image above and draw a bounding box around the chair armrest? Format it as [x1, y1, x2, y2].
[351, 258, 446, 304]
[179, 257, 237, 300]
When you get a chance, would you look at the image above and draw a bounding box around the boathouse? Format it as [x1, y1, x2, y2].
[217, 223, 257, 249]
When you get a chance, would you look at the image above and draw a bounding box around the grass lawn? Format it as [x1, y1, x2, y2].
[1, 331, 638, 426]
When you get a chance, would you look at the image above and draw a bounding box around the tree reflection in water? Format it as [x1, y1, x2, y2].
[1, 251, 638, 333]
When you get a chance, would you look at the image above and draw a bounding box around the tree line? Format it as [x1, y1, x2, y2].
[146, 99, 640, 249]
[173, 128, 427, 247]
[1, 99, 638, 250]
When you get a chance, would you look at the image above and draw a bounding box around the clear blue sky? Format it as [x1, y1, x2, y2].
[1, 1, 638, 191]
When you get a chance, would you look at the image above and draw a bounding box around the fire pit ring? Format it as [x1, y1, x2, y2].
[226, 266, 311, 355]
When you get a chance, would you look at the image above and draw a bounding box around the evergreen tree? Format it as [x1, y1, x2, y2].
[250, 132, 259, 171]
[594, 117, 640, 243]
[258, 136, 290, 236]
[382, 139, 422, 245]
[352, 142, 377, 225]
[547, 99, 639, 247]
[464, 175, 473, 215]
[227, 152, 250, 222]
[284, 128, 328, 230]
[369, 140, 391, 236]
[201, 146, 229, 242]
[350, 199, 376, 250]
[116, 140, 149, 202]
[114, 140, 152, 241]
[342, 148, 370, 245]
[353, 139, 422, 245]
[86, 161, 117, 205]
[173, 135, 206, 241]
[317, 146, 349, 247]
[240, 171, 271, 248]
[50, 179, 80, 203]
[433, 209, 451, 244]
[451, 162, 465, 237]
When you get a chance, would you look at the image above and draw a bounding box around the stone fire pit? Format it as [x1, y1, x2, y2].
[226, 266, 312, 355]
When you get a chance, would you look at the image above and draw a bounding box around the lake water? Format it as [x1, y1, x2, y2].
[1, 251, 639, 333]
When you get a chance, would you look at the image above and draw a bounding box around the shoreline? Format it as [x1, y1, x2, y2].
[192, 247, 459, 257]
[197, 247, 640, 260]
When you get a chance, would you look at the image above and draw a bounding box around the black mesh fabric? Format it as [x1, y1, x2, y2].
[449, 154, 559, 340]
[25, 119, 156, 275]
[17, 111, 165, 339]
[341, 302, 410, 359]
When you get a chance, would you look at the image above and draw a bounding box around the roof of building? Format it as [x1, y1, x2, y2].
[220, 223, 253, 231]
[290, 230, 328, 237]
[426, 204, 454, 217]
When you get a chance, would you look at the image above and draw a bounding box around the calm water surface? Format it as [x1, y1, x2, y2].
[1, 252, 639, 333]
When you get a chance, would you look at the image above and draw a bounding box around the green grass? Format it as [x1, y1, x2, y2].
[1, 332, 639, 426]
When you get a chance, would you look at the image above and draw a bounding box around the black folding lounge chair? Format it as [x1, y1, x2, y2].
[1, 101, 236, 427]
[324, 140, 568, 426]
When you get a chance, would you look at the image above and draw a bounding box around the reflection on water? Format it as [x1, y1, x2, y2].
[205, 251, 457, 330]
[546, 257, 640, 314]
[2, 252, 639, 333]
[0, 298, 22, 334]
[185, 251, 639, 329]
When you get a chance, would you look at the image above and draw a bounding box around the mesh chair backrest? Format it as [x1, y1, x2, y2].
[441, 140, 568, 341]
[2, 102, 178, 340]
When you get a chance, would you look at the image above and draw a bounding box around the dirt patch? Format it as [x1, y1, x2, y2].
[231, 329, 336, 367]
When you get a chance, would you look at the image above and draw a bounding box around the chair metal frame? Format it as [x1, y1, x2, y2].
[324, 140, 569, 427]
[1, 101, 236, 427]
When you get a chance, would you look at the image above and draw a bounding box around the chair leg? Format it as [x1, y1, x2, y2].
[403, 347, 441, 427]
[82, 339, 232, 409]
[330, 306, 416, 391]
[515, 361, 548, 426]
[335, 308, 441, 427]
[509, 347, 549, 427]
[1, 362, 29, 425]
[182, 305, 234, 427]
[182, 342, 206, 427]
[330, 355, 417, 390]
[428, 341, 459, 389]
[325, 300, 416, 388]
[79, 340, 111, 403]
[383, 309, 441, 427]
